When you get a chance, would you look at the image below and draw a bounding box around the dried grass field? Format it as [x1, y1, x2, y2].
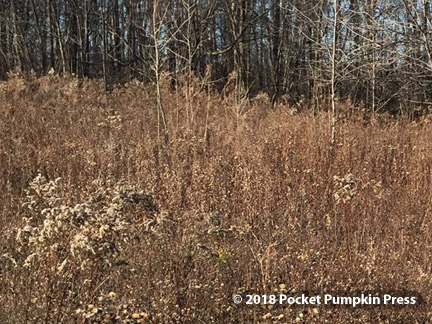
[1, 74, 432, 323]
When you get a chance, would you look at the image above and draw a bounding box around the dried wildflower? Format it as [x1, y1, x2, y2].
[17, 174, 159, 270]
[1, 253, 18, 268]
[85, 307, 98, 318]
[333, 173, 357, 204]
[297, 252, 308, 261]
[262, 312, 272, 319]
[23, 253, 37, 268]
[57, 258, 67, 273]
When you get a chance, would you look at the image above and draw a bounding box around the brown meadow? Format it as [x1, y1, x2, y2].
[1, 74, 432, 323]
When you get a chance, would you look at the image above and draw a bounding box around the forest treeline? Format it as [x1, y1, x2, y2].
[1, 0, 432, 115]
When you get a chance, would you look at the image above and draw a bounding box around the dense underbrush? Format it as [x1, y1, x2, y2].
[1, 74, 432, 323]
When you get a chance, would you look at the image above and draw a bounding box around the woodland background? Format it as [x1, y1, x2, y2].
[1, 0, 432, 115]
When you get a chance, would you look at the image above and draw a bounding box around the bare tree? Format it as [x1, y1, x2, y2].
[150, 0, 169, 144]
[330, 0, 339, 147]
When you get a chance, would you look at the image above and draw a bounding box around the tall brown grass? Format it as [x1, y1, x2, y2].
[1, 73, 432, 323]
